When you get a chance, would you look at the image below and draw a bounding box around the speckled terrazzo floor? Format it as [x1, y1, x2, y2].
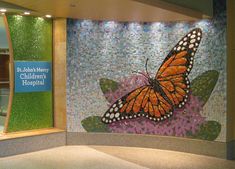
[0, 146, 234, 169]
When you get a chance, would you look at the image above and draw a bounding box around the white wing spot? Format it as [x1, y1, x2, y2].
[190, 39, 196, 43]
[115, 113, 120, 118]
[197, 37, 201, 40]
[190, 35, 196, 39]
[110, 108, 113, 112]
[193, 31, 196, 34]
[119, 104, 123, 108]
[105, 113, 110, 117]
[187, 33, 191, 37]
[179, 41, 183, 45]
[114, 107, 118, 112]
[189, 44, 194, 48]
[177, 46, 181, 51]
[183, 42, 188, 46]
[112, 104, 116, 108]
[110, 113, 115, 119]
[184, 37, 188, 41]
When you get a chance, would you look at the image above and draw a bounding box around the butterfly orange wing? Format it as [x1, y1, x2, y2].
[102, 85, 173, 123]
[156, 28, 202, 108]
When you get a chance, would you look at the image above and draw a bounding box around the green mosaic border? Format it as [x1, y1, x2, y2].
[6, 15, 53, 132]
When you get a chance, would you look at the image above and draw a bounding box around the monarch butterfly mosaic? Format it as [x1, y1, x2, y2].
[101, 28, 202, 124]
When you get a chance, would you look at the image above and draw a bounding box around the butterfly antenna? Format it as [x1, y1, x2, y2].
[132, 71, 149, 79]
[145, 58, 150, 79]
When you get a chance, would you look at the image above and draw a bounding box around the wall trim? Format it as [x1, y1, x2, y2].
[3, 15, 14, 133]
[53, 18, 67, 130]
[67, 132, 228, 159]
[0, 130, 66, 157]
[0, 131, 233, 159]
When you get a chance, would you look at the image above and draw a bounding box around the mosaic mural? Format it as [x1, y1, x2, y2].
[67, 0, 226, 141]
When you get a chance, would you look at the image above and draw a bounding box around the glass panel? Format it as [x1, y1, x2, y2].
[0, 16, 9, 133]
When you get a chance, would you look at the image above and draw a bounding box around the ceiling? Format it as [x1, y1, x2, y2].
[0, 0, 211, 22]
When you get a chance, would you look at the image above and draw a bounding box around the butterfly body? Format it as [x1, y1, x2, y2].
[101, 28, 202, 124]
[148, 78, 173, 107]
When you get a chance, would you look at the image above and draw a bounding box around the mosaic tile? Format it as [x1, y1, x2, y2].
[67, 0, 227, 141]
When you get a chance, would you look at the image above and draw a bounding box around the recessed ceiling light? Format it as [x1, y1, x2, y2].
[0, 9, 7, 12]
[24, 11, 30, 15]
[45, 14, 52, 18]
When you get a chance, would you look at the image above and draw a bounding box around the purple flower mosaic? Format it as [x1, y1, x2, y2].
[108, 95, 205, 137]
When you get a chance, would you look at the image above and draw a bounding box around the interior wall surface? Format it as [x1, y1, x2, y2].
[227, 0, 235, 159]
[66, 0, 227, 142]
[53, 19, 67, 130]
[227, 0, 234, 140]
[6, 15, 53, 132]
